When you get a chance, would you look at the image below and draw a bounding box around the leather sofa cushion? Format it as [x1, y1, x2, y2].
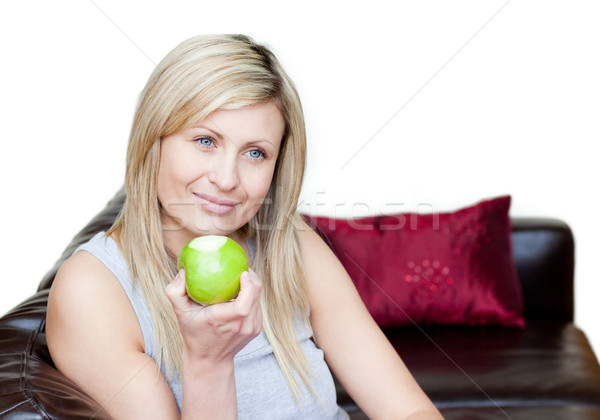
[347, 404, 600, 420]
[337, 321, 600, 413]
[438, 405, 600, 420]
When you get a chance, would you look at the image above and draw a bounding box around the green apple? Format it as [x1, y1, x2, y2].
[177, 235, 248, 305]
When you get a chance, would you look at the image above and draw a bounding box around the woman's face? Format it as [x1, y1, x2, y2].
[157, 101, 284, 249]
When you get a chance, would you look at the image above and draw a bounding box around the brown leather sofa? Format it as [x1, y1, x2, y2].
[1, 190, 600, 419]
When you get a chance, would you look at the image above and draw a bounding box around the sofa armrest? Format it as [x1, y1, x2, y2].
[0, 290, 111, 419]
[511, 217, 574, 321]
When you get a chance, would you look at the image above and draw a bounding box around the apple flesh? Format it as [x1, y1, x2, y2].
[177, 235, 248, 305]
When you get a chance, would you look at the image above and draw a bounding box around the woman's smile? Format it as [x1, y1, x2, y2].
[193, 192, 240, 215]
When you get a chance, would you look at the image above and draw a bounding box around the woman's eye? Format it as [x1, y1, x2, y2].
[247, 149, 265, 160]
[196, 136, 213, 147]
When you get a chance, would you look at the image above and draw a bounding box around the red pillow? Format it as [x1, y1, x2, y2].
[304, 196, 525, 328]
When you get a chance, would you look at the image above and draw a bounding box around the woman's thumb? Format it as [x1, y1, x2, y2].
[166, 269, 188, 308]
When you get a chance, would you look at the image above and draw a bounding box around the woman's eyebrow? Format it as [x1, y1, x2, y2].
[190, 123, 224, 139]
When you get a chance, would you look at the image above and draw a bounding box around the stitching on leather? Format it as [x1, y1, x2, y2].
[18, 317, 51, 419]
[19, 332, 33, 393]
[0, 399, 29, 417]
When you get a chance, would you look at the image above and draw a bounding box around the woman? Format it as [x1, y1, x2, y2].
[46, 34, 442, 419]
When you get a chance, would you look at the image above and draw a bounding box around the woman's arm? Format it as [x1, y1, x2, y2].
[297, 220, 443, 420]
[47, 251, 262, 420]
[47, 251, 181, 419]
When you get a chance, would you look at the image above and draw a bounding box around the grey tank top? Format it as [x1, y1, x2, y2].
[75, 232, 349, 419]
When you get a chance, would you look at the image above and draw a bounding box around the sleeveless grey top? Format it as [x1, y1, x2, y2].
[75, 232, 349, 419]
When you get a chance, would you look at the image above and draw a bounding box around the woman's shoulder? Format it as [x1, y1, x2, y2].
[48, 238, 145, 353]
[51, 248, 118, 307]
[294, 215, 366, 317]
[294, 216, 352, 294]
[52, 232, 125, 301]
[295, 216, 338, 266]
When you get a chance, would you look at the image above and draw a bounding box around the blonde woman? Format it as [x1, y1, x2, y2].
[46, 34, 442, 420]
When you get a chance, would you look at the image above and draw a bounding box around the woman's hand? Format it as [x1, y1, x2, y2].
[166, 268, 262, 420]
[166, 268, 263, 363]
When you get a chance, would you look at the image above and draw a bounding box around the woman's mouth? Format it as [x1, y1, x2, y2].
[193, 193, 239, 215]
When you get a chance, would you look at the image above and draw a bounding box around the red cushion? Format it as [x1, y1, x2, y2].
[304, 196, 525, 328]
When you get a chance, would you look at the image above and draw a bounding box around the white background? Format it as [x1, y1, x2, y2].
[1, 1, 598, 355]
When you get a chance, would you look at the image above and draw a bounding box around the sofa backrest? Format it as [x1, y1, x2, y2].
[511, 218, 574, 322]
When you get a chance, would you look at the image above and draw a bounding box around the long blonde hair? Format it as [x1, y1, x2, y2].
[107, 34, 312, 401]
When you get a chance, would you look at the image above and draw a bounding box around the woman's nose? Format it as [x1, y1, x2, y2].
[207, 154, 240, 192]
